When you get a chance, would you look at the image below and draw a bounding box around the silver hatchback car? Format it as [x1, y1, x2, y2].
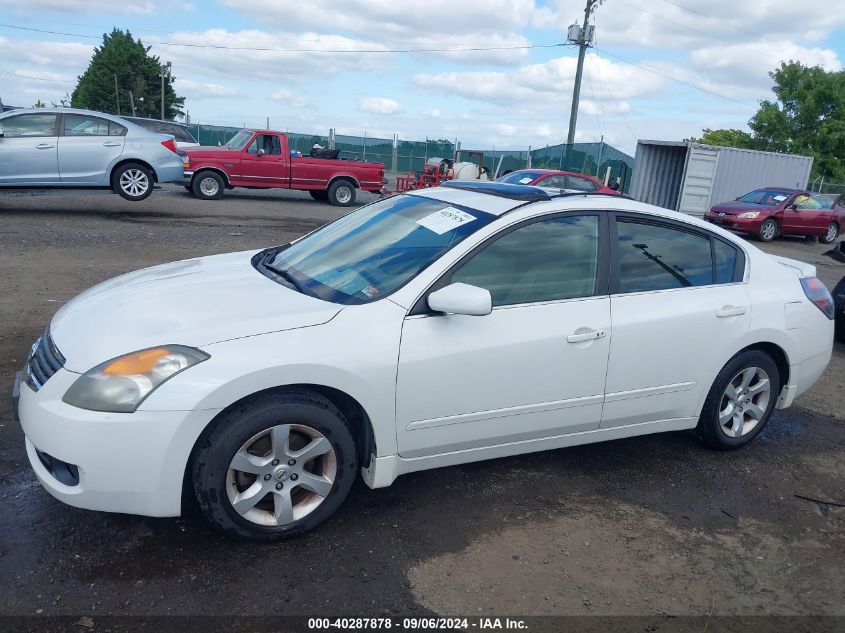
[0, 108, 187, 201]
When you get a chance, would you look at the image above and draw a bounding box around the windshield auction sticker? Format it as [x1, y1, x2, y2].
[416, 207, 476, 235]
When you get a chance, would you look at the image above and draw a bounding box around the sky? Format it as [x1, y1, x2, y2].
[0, 0, 844, 156]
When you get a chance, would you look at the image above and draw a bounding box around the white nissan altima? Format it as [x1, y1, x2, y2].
[14, 181, 835, 540]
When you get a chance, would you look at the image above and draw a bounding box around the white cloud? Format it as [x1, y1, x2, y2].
[271, 89, 309, 108]
[0, 37, 93, 70]
[175, 78, 239, 99]
[422, 107, 441, 118]
[0, 0, 154, 13]
[358, 96, 402, 115]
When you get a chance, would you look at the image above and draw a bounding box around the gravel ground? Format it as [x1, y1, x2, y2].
[0, 186, 842, 622]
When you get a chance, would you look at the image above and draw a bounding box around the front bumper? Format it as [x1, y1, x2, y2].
[704, 213, 764, 233]
[17, 368, 220, 517]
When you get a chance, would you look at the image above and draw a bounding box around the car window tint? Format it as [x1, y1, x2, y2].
[713, 240, 738, 284]
[566, 176, 599, 191]
[617, 221, 713, 292]
[247, 134, 281, 155]
[64, 114, 111, 136]
[1, 113, 57, 137]
[452, 215, 599, 306]
[540, 175, 567, 188]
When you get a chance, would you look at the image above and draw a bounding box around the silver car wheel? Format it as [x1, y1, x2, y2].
[335, 185, 352, 204]
[761, 222, 776, 241]
[719, 367, 771, 438]
[199, 176, 220, 197]
[226, 423, 337, 527]
[119, 169, 150, 197]
[826, 224, 838, 242]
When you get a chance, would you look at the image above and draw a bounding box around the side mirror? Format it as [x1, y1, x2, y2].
[428, 283, 492, 316]
[256, 148, 266, 156]
[787, 203, 798, 210]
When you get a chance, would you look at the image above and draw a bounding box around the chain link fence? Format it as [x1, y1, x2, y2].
[184, 122, 633, 192]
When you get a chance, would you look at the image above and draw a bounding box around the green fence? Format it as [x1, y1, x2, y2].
[183, 122, 633, 192]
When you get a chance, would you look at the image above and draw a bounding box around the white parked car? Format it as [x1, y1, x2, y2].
[14, 182, 835, 540]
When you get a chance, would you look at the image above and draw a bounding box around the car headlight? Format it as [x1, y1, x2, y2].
[63, 345, 209, 413]
[738, 211, 760, 219]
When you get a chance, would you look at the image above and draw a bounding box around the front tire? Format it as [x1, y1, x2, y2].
[192, 171, 226, 201]
[820, 222, 839, 244]
[695, 350, 780, 450]
[758, 218, 778, 242]
[112, 162, 153, 201]
[327, 179, 356, 207]
[192, 390, 358, 541]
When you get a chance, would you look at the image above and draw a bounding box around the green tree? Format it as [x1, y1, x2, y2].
[33, 99, 46, 108]
[694, 62, 845, 181]
[71, 28, 184, 120]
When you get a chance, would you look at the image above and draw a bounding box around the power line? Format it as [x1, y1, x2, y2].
[0, 67, 66, 82]
[654, 0, 761, 38]
[614, 0, 735, 46]
[0, 23, 565, 54]
[595, 47, 756, 107]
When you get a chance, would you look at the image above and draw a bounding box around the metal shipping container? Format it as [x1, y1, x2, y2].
[629, 140, 814, 216]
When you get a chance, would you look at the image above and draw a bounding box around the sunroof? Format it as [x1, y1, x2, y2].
[441, 180, 552, 202]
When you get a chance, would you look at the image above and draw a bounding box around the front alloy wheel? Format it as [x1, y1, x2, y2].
[227, 424, 337, 526]
[192, 390, 358, 540]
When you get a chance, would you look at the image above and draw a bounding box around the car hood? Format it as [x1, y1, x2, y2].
[50, 250, 342, 373]
[710, 201, 774, 215]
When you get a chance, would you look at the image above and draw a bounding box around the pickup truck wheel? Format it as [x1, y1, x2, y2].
[193, 171, 225, 201]
[112, 162, 154, 201]
[309, 190, 329, 201]
[328, 180, 356, 207]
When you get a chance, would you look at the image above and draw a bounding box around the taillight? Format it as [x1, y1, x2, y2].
[161, 139, 178, 154]
[800, 277, 835, 319]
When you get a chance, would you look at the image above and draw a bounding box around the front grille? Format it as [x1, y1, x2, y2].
[26, 329, 65, 392]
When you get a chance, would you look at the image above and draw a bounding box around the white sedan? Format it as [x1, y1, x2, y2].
[14, 181, 835, 540]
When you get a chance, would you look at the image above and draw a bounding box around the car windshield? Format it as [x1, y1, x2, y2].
[224, 130, 254, 149]
[737, 189, 793, 206]
[496, 170, 545, 184]
[262, 194, 497, 304]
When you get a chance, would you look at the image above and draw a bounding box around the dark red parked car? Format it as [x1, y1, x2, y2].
[496, 169, 621, 195]
[704, 188, 843, 243]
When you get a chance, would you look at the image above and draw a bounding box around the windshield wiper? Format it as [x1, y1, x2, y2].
[263, 258, 307, 294]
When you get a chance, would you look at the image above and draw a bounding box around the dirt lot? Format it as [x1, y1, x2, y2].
[0, 186, 842, 622]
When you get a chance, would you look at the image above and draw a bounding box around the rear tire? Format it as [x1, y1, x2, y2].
[758, 218, 778, 242]
[695, 350, 780, 450]
[327, 180, 356, 207]
[112, 162, 154, 202]
[192, 171, 226, 201]
[820, 222, 839, 244]
[192, 390, 358, 541]
[309, 190, 329, 201]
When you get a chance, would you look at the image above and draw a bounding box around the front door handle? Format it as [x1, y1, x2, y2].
[716, 305, 746, 318]
[35, 143, 54, 150]
[566, 329, 606, 343]
[102, 142, 122, 147]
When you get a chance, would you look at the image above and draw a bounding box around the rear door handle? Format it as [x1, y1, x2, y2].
[102, 142, 122, 147]
[35, 144, 54, 150]
[566, 329, 606, 343]
[716, 305, 746, 318]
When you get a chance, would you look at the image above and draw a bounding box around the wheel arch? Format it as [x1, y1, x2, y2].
[192, 166, 231, 187]
[181, 383, 376, 511]
[111, 158, 159, 183]
[328, 174, 360, 189]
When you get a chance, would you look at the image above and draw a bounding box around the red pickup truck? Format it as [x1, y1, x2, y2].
[183, 129, 385, 206]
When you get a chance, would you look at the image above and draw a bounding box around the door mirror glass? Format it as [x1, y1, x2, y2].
[428, 283, 492, 316]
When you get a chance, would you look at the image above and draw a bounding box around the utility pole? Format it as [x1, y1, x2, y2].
[160, 61, 172, 121]
[566, 0, 601, 146]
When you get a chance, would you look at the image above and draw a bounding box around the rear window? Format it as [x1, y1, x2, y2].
[125, 118, 196, 143]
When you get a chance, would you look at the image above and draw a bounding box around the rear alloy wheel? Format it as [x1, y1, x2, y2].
[820, 222, 839, 244]
[758, 218, 778, 242]
[328, 180, 356, 207]
[192, 171, 226, 201]
[112, 162, 154, 201]
[695, 350, 780, 449]
[192, 390, 357, 540]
